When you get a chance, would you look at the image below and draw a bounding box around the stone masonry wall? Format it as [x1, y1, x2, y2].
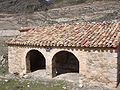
[85, 48, 118, 88]
[8, 45, 118, 88]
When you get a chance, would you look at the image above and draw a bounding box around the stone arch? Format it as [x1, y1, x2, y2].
[26, 49, 46, 72]
[52, 50, 79, 77]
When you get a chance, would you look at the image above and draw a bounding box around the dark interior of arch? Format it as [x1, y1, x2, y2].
[27, 50, 46, 72]
[52, 51, 79, 77]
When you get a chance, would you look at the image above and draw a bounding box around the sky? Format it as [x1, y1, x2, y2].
[45, 0, 51, 2]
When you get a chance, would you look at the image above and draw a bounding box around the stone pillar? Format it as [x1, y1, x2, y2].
[75, 52, 87, 75]
[46, 52, 53, 78]
[79, 58, 86, 75]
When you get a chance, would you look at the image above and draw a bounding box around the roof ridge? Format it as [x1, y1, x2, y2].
[37, 21, 120, 28]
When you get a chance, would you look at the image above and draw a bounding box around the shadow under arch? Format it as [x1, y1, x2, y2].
[26, 49, 46, 73]
[52, 50, 79, 77]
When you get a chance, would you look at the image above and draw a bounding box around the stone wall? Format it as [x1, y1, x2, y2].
[85, 48, 118, 88]
[8, 45, 118, 88]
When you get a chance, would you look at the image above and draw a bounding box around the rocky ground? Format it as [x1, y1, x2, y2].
[0, 72, 114, 90]
[0, 1, 120, 31]
[0, 0, 104, 13]
[0, 74, 75, 90]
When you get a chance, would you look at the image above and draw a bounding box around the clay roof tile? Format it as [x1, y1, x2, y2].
[6, 22, 120, 48]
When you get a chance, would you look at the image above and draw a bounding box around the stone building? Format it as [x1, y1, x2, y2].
[6, 22, 120, 88]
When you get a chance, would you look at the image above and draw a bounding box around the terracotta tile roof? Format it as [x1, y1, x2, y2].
[6, 22, 120, 48]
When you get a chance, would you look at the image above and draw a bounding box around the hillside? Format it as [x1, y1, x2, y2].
[0, 1, 120, 31]
[0, 0, 84, 13]
[0, 0, 119, 13]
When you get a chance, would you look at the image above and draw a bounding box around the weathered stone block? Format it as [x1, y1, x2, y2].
[109, 82, 117, 88]
[108, 68, 117, 74]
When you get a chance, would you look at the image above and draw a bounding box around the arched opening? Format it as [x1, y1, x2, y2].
[26, 50, 46, 72]
[52, 51, 79, 77]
